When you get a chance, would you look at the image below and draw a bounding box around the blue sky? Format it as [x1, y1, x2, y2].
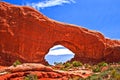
[2, 0, 120, 39]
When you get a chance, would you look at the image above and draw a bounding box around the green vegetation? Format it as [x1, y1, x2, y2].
[54, 62, 63, 65]
[84, 62, 120, 80]
[92, 65, 101, 72]
[97, 61, 108, 67]
[53, 61, 120, 80]
[85, 66, 120, 80]
[92, 62, 108, 72]
[12, 60, 22, 67]
[53, 61, 83, 71]
[64, 62, 72, 68]
[24, 74, 38, 80]
[72, 61, 83, 67]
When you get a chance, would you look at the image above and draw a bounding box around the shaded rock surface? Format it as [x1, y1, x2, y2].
[0, 2, 120, 66]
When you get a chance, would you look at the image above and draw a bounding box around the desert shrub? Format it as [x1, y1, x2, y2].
[13, 60, 22, 67]
[72, 61, 83, 67]
[64, 62, 71, 68]
[60, 67, 69, 71]
[99, 70, 109, 79]
[91, 62, 108, 72]
[110, 69, 120, 79]
[24, 74, 38, 80]
[86, 74, 102, 80]
[92, 65, 101, 72]
[71, 62, 120, 80]
[84, 64, 91, 69]
[97, 62, 108, 67]
[54, 62, 63, 65]
[86, 70, 110, 80]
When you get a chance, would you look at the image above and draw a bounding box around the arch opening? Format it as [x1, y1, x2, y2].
[45, 45, 75, 65]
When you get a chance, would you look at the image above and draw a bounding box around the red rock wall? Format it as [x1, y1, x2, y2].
[0, 2, 120, 66]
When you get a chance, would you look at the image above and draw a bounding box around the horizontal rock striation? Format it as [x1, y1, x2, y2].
[0, 63, 89, 79]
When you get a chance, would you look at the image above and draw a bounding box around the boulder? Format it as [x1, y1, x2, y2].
[0, 63, 87, 79]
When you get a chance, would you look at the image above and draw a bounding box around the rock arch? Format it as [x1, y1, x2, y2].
[0, 2, 120, 66]
[52, 41, 79, 55]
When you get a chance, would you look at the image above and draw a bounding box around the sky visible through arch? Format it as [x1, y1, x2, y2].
[45, 45, 75, 65]
[1, 0, 120, 60]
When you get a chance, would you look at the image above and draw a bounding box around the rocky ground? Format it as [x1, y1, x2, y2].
[0, 62, 91, 80]
[0, 61, 120, 80]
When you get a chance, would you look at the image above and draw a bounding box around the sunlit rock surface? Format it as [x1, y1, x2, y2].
[0, 2, 120, 66]
[0, 63, 86, 80]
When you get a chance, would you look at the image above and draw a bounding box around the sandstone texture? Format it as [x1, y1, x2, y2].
[0, 2, 120, 66]
[0, 63, 89, 80]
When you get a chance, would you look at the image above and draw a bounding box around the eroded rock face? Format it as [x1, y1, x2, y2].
[0, 2, 120, 66]
[0, 63, 90, 79]
[0, 63, 69, 80]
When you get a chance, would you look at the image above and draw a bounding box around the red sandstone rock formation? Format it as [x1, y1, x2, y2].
[0, 2, 120, 66]
[0, 63, 88, 80]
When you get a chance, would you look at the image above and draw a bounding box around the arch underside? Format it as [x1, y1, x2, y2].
[44, 41, 103, 64]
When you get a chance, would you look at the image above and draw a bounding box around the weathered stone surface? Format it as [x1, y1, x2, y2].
[0, 2, 120, 66]
[0, 63, 87, 80]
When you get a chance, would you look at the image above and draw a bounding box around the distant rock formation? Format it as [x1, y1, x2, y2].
[0, 2, 120, 66]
